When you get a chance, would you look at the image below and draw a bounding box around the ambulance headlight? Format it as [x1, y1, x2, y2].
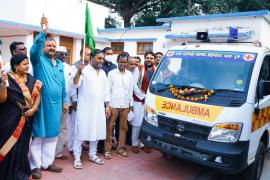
[145, 105, 158, 127]
[208, 123, 243, 143]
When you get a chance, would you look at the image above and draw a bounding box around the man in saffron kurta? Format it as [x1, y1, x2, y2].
[29, 17, 68, 179]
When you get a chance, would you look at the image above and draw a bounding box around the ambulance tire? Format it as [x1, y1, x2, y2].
[243, 142, 265, 180]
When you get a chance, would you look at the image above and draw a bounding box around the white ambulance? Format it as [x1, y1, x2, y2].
[140, 42, 270, 179]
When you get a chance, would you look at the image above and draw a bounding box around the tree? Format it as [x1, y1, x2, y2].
[89, 0, 270, 27]
[237, 0, 270, 11]
[88, 0, 163, 27]
[133, 0, 188, 27]
[105, 15, 121, 28]
[133, 0, 270, 27]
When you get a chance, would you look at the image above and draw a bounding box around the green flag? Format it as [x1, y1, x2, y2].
[85, 4, 95, 50]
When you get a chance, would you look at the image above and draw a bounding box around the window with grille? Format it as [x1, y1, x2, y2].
[111, 42, 124, 54]
[137, 42, 153, 55]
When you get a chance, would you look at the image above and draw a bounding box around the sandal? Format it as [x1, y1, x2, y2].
[89, 156, 104, 165]
[117, 149, 128, 157]
[104, 151, 112, 159]
[31, 168, 42, 179]
[141, 146, 152, 153]
[131, 146, 140, 153]
[73, 160, 83, 169]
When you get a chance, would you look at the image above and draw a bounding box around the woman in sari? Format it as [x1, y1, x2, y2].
[0, 54, 42, 180]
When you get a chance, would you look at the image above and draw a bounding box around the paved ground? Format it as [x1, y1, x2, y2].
[42, 147, 270, 180]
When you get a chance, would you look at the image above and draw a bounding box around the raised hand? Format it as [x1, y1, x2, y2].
[40, 15, 48, 33]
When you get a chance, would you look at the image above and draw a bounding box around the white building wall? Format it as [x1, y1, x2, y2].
[154, 35, 167, 53]
[25, 34, 34, 56]
[0, 0, 109, 64]
[96, 42, 111, 50]
[73, 39, 82, 63]
[99, 29, 169, 56]
[10, 0, 109, 36]
[123, 42, 137, 56]
[100, 30, 165, 40]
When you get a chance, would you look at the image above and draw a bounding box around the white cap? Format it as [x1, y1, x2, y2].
[56, 46, 67, 53]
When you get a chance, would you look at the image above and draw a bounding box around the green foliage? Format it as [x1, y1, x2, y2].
[89, 0, 270, 27]
[134, 0, 270, 27]
[105, 15, 121, 28]
[88, 0, 163, 27]
[237, 0, 270, 11]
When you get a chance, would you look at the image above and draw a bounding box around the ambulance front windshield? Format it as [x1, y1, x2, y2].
[152, 50, 256, 92]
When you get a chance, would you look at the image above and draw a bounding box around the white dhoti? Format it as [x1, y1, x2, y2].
[129, 101, 145, 127]
[129, 101, 145, 147]
[55, 112, 69, 156]
[73, 139, 98, 160]
[131, 126, 144, 147]
[30, 137, 58, 169]
[67, 109, 76, 151]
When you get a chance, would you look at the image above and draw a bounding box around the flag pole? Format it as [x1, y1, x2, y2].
[82, 33, 86, 64]
[82, 1, 87, 65]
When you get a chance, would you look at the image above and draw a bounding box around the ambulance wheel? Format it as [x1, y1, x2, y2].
[243, 142, 265, 180]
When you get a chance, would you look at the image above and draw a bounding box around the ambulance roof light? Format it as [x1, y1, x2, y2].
[228, 27, 238, 42]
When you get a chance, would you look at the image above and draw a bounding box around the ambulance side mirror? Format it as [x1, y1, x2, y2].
[258, 80, 270, 99]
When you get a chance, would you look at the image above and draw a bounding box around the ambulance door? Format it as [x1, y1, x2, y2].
[252, 55, 270, 147]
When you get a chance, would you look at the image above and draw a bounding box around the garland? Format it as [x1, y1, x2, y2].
[169, 85, 214, 102]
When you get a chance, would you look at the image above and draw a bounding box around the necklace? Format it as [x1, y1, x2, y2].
[14, 74, 27, 84]
[169, 85, 214, 102]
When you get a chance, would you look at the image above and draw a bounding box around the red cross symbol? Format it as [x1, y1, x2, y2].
[243, 54, 254, 61]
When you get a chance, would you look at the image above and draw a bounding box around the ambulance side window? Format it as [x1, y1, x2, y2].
[256, 56, 270, 100]
[259, 56, 270, 81]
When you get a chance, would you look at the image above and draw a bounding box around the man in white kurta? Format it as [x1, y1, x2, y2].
[73, 49, 110, 168]
[67, 47, 91, 154]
